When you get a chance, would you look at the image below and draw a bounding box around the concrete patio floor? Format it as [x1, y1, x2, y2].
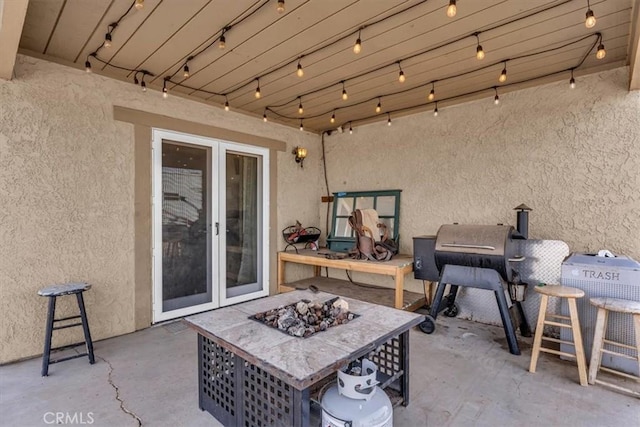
[1, 315, 638, 427]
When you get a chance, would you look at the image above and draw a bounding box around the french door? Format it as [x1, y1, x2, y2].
[152, 129, 269, 322]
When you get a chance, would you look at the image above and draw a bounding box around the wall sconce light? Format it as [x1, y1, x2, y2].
[292, 146, 307, 168]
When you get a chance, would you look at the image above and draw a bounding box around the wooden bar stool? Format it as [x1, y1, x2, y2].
[588, 297, 640, 397]
[38, 282, 95, 376]
[529, 284, 588, 386]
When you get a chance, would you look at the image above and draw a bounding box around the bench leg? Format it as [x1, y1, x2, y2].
[41, 297, 56, 376]
[76, 292, 95, 364]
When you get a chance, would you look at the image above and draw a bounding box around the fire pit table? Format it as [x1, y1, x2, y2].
[184, 290, 424, 427]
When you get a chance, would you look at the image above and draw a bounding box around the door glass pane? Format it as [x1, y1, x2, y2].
[161, 141, 211, 312]
[226, 153, 260, 298]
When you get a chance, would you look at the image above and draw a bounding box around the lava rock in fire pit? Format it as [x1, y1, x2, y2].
[249, 297, 358, 338]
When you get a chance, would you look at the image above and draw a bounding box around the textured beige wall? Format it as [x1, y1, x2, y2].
[322, 67, 640, 292]
[0, 55, 321, 364]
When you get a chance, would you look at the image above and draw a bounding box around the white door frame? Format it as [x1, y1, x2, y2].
[151, 129, 269, 322]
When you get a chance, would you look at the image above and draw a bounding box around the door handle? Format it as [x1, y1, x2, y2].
[215, 222, 219, 235]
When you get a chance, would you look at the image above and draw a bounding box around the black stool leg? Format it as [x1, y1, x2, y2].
[76, 292, 95, 364]
[41, 296, 56, 376]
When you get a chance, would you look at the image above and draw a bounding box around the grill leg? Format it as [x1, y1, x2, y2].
[494, 289, 520, 355]
[429, 282, 447, 319]
[514, 301, 531, 337]
[41, 296, 56, 376]
[76, 292, 95, 364]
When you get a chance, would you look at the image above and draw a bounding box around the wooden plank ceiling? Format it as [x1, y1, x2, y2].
[19, 0, 636, 133]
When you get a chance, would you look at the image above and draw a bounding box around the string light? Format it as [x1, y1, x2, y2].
[475, 33, 485, 60]
[141, 80, 147, 92]
[330, 111, 336, 124]
[398, 62, 406, 83]
[341, 81, 348, 100]
[104, 32, 112, 48]
[298, 97, 304, 115]
[133, 73, 139, 85]
[135, 0, 144, 10]
[162, 78, 168, 98]
[447, 0, 457, 18]
[183, 64, 190, 78]
[569, 69, 576, 89]
[277, 0, 285, 14]
[349, 122, 353, 134]
[299, 119, 304, 131]
[596, 42, 606, 59]
[263, 109, 268, 122]
[224, 96, 230, 111]
[585, 0, 596, 28]
[255, 79, 261, 98]
[428, 82, 435, 101]
[434, 102, 439, 117]
[219, 30, 226, 50]
[376, 98, 382, 113]
[499, 62, 507, 83]
[84, 53, 95, 73]
[296, 59, 304, 77]
[493, 87, 500, 105]
[387, 113, 392, 126]
[353, 29, 362, 54]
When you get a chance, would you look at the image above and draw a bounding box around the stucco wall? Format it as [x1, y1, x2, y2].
[0, 55, 321, 364]
[322, 67, 639, 292]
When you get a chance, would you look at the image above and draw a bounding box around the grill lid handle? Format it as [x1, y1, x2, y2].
[440, 243, 496, 251]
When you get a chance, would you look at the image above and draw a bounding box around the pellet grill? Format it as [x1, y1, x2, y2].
[414, 223, 531, 355]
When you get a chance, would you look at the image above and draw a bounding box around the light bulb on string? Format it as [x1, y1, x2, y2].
[224, 96, 230, 111]
[585, 1, 596, 28]
[85, 54, 94, 73]
[135, 0, 144, 10]
[494, 87, 500, 105]
[341, 81, 348, 100]
[387, 113, 392, 126]
[183, 64, 190, 78]
[428, 82, 435, 101]
[447, 0, 457, 18]
[349, 122, 353, 134]
[569, 69, 576, 89]
[499, 62, 507, 83]
[141, 80, 147, 92]
[353, 30, 362, 54]
[376, 98, 382, 113]
[298, 97, 304, 115]
[104, 32, 112, 48]
[277, 0, 285, 14]
[162, 79, 168, 99]
[255, 79, 261, 99]
[434, 102, 439, 117]
[263, 110, 268, 122]
[296, 59, 304, 77]
[475, 33, 485, 60]
[299, 120, 304, 131]
[596, 42, 606, 59]
[330, 111, 336, 124]
[398, 62, 406, 83]
[219, 32, 226, 50]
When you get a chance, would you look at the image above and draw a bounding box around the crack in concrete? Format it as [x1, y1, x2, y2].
[95, 355, 143, 426]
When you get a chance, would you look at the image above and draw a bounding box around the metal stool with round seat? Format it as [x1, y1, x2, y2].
[529, 284, 588, 386]
[587, 297, 640, 397]
[38, 282, 95, 376]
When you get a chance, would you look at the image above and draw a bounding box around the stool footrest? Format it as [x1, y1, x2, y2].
[546, 313, 570, 321]
[53, 322, 83, 330]
[49, 353, 89, 365]
[594, 379, 640, 397]
[599, 366, 640, 381]
[601, 348, 639, 361]
[603, 339, 638, 352]
[539, 347, 577, 358]
[54, 315, 81, 322]
[50, 342, 88, 353]
[541, 336, 575, 347]
[543, 320, 572, 328]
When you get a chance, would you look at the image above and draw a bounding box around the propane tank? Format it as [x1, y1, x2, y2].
[321, 359, 393, 427]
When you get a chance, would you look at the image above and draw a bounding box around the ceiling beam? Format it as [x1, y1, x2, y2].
[629, 0, 640, 90]
[0, 0, 29, 80]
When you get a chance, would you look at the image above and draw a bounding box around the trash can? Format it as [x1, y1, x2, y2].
[560, 252, 640, 376]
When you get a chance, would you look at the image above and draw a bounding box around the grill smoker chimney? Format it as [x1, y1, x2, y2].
[513, 204, 532, 239]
